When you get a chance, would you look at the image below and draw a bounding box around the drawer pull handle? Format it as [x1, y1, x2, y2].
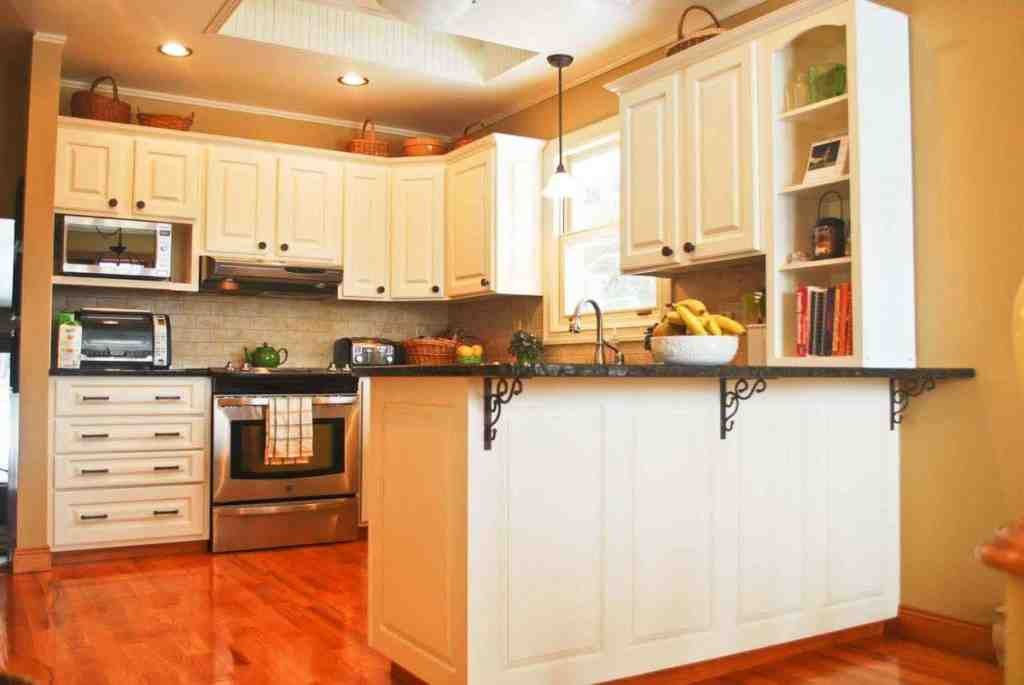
[81, 433, 110, 440]
[153, 465, 181, 472]
[155, 395, 182, 401]
[80, 468, 110, 475]
[80, 514, 109, 521]
[154, 432, 182, 438]
[153, 509, 179, 517]
[81, 396, 110, 402]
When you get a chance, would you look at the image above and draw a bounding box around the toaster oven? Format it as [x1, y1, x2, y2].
[77, 309, 171, 369]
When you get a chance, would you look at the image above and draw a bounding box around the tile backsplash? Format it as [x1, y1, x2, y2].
[53, 287, 450, 369]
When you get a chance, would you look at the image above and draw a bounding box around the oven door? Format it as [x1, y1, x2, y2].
[212, 395, 360, 504]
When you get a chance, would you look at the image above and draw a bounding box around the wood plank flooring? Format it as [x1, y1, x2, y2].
[0, 541, 1001, 684]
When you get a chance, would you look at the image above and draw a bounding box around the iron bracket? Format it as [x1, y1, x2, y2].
[889, 376, 937, 430]
[484, 375, 524, 451]
[720, 377, 769, 440]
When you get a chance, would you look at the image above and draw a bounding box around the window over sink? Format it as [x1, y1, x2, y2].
[543, 117, 669, 345]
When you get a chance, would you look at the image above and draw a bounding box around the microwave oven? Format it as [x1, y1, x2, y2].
[56, 215, 172, 280]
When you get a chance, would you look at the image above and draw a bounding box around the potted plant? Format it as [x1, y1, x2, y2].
[508, 330, 543, 366]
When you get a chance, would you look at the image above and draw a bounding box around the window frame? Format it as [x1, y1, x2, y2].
[542, 116, 670, 346]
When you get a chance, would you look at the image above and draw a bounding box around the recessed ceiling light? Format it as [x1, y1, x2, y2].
[159, 42, 193, 58]
[338, 72, 369, 87]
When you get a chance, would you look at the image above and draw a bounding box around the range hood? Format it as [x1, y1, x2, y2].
[199, 257, 342, 297]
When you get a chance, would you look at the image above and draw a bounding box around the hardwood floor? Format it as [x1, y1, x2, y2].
[0, 541, 1001, 685]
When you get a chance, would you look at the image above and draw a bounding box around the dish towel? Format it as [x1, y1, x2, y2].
[265, 396, 314, 466]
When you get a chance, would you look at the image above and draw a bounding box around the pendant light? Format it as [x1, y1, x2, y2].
[542, 54, 579, 200]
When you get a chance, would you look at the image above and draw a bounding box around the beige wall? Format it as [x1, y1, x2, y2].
[0, 27, 30, 218]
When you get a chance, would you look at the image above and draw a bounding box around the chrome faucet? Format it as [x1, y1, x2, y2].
[569, 299, 625, 366]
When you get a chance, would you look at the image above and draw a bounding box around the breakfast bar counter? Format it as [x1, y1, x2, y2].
[356, 366, 972, 685]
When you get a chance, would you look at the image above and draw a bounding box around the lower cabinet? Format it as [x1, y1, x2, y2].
[51, 377, 211, 552]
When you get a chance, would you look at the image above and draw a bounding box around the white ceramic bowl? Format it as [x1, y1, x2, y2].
[650, 335, 739, 366]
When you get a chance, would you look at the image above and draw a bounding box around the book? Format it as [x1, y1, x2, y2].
[832, 285, 844, 356]
[808, 287, 827, 356]
[796, 285, 808, 356]
[824, 287, 836, 356]
[844, 283, 854, 355]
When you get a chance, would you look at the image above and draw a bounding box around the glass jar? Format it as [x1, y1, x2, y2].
[786, 72, 810, 111]
[808, 62, 847, 103]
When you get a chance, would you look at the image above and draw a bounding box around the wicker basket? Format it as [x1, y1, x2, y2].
[137, 110, 195, 131]
[347, 119, 390, 157]
[403, 136, 447, 157]
[452, 122, 486, 150]
[70, 76, 131, 124]
[403, 337, 458, 366]
[666, 6, 726, 56]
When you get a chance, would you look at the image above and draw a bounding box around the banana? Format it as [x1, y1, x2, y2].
[702, 314, 723, 336]
[673, 303, 707, 336]
[678, 298, 708, 316]
[712, 314, 746, 335]
[665, 310, 685, 327]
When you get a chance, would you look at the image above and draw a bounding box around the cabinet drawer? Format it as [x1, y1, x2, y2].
[54, 416, 206, 454]
[55, 378, 209, 417]
[54, 484, 207, 548]
[55, 450, 205, 490]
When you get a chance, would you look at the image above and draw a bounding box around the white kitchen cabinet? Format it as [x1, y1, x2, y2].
[391, 164, 445, 299]
[342, 163, 390, 299]
[277, 154, 343, 263]
[205, 145, 277, 258]
[54, 127, 132, 216]
[132, 138, 203, 220]
[682, 42, 759, 261]
[445, 135, 543, 298]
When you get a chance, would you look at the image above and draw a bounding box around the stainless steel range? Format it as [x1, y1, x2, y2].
[210, 365, 360, 553]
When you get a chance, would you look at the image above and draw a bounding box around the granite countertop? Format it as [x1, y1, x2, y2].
[351, 363, 977, 380]
[50, 367, 211, 377]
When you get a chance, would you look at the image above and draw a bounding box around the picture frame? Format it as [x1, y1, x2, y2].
[802, 134, 849, 185]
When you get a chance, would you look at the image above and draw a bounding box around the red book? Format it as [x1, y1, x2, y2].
[796, 285, 808, 356]
[844, 283, 854, 355]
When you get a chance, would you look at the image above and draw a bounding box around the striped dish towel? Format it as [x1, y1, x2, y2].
[265, 396, 314, 466]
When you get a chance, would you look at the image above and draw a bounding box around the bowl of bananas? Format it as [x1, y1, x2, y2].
[647, 299, 746, 366]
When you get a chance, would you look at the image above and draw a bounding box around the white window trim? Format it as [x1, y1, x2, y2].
[542, 116, 670, 346]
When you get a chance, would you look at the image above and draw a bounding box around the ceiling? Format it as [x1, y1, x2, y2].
[4, 0, 761, 137]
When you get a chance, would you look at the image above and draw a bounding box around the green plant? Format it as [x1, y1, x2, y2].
[508, 330, 543, 365]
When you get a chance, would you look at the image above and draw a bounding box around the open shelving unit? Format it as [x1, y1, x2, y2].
[761, 1, 915, 368]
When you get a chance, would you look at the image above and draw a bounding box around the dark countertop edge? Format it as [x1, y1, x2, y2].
[352, 364, 977, 380]
[50, 368, 211, 377]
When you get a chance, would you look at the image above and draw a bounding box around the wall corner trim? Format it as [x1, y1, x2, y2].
[12, 546, 53, 574]
[887, 605, 997, 664]
[33, 32, 68, 46]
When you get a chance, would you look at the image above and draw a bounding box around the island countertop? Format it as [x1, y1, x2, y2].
[352, 363, 976, 380]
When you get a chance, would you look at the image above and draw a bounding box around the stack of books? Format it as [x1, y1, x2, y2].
[795, 283, 852, 357]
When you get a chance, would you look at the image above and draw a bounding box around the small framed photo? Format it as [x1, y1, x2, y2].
[802, 135, 849, 185]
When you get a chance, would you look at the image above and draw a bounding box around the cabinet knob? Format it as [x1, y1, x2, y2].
[431, 285, 440, 294]
[280, 243, 289, 252]
[376, 286, 386, 294]
[683, 242, 696, 254]
[480, 278, 490, 288]
[661, 246, 674, 257]
[136, 200, 146, 210]
[258, 241, 267, 250]
[107, 198, 118, 208]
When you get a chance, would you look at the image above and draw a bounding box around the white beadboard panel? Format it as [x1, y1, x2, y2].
[503, 402, 605, 667]
[629, 410, 715, 643]
[220, 0, 536, 84]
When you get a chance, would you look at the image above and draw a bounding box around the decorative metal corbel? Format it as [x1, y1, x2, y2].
[889, 376, 937, 430]
[720, 377, 768, 440]
[484, 376, 524, 450]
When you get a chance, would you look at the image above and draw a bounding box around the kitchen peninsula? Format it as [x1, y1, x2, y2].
[356, 363, 973, 685]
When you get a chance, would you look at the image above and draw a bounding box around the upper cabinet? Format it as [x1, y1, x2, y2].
[446, 135, 543, 298]
[132, 138, 203, 220]
[205, 145, 277, 258]
[342, 163, 390, 299]
[391, 164, 445, 299]
[277, 154, 343, 264]
[55, 128, 132, 216]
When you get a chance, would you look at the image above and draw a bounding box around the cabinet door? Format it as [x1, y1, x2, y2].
[683, 43, 759, 260]
[205, 145, 277, 258]
[54, 128, 132, 215]
[391, 165, 445, 299]
[133, 138, 203, 219]
[620, 74, 681, 272]
[277, 154, 343, 263]
[446, 148, 495, 297]
[342, 163, 390, 299]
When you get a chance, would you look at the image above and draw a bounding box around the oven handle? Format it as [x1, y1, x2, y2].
[215, 500, 350, 517]
[216, 396, 357, 408]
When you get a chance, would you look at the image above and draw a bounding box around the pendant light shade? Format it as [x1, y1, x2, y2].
[542, 53, 578, 200]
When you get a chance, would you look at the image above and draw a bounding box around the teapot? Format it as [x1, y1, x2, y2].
[244, 342, 289, 368]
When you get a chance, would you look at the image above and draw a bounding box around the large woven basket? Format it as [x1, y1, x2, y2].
[137, 110, 194, 131]
[70, 76, 131, 124]
[666, 6, 726, 56]
[403, 337, 457, 366]
[347, 119, 390, 157]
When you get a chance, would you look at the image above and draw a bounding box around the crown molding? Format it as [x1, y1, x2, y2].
[59, 78, 453, 141]
[33, 32, 68, 45]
